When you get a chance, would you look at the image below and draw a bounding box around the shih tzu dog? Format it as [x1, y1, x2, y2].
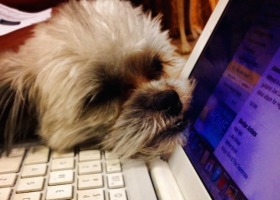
[0, 0, 194, 160]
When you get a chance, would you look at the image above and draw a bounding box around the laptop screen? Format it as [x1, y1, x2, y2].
[183, 0, 280, 199]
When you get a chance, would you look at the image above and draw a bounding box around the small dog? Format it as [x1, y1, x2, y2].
[0, 0, 194, 160]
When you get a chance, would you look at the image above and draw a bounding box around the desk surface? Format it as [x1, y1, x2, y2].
[0, 25, 34, 53]
[0, 1, 64, 53]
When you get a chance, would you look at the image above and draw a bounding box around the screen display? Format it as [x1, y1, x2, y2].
[184, 0, 280, 199]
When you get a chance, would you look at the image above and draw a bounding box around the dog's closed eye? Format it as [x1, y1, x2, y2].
[83, 68, 133, 111]
[146, 56, 163, 80]
[95, 79, 123, 103]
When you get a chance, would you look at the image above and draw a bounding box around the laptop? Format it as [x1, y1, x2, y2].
[169, 0, 279, 199]
[1, 0, 279, 199]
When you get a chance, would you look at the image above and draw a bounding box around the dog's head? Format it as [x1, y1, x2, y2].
[0, 0, 194, 160]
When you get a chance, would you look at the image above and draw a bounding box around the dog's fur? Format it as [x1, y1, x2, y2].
[0, 0, 194, 160]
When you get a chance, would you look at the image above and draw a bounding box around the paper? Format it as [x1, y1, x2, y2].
[0, 3, 52, 36]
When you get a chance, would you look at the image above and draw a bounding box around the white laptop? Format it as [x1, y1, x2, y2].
[1, 0, 279, 199]
[153, 0, 280, 199]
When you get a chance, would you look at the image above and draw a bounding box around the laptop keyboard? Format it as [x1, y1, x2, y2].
[0, 145, 127, 200]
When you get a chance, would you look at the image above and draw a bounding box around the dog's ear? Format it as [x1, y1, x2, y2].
[0, 83, 37, 151]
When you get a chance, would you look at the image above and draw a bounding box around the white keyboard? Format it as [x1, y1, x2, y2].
[0, 145, 128, 200]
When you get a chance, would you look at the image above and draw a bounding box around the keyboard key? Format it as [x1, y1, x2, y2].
[105, 152, 119, 160]
[79, 150, 101, 162]
[78, 160, 102, 175]
[21, 164, 47, 178]
[0, 156, 23, 174]
[106, 159, 121, 173]
[0, 188, 12, 200]
[51, 157, 74, 171]
[0, 173, 17, 188]
[80, 146, 99, 151]
[25, 146, 50, 165]
[16, 177, 45, 193]
[14, 192, 41, 200]
[46, 184, 73, 200]
[78, 189, 104, 200]
[52, 151, 75, 159]
[78, 174, 103, 190]
[49, 170, 74, 186]
[107, 173, 124, 189]
[109, 188, 127, 200]
[1, 147, 25, 157]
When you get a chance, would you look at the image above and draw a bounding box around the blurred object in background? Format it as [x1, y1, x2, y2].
[1, 0, 218, 55]
[131, 0, 218, 54]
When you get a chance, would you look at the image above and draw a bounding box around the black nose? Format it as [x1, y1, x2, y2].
[153, 90, 182, 116]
